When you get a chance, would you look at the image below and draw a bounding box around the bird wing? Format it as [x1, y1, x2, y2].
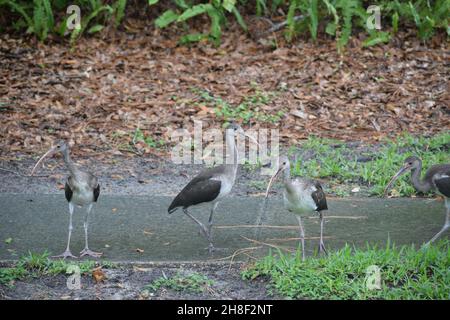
[168, 166, 223, 213]
[434, 175, 450, 198]
[64, 181, 73, 202]
[428, 164, 450, 198]
[93, 183, 100, 202]
[311, 181, 328, 211]
[66, 175, 77, 193]
[86, 172, 99, 190]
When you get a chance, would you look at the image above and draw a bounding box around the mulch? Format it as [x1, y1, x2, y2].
[0, 17, 448, 161]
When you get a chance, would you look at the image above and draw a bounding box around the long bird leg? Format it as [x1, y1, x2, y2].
[183, 208, 214, 253]
[80, 204, 103, 258]
[318, 212, 327, 254]
[53, 203, 77, 259]
[295, 215, 306, 261]
[207, 202, 219, 238]
[425, 198, 450, 245]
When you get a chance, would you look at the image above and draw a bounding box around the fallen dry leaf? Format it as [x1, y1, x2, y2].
[92, 267, 106, 283]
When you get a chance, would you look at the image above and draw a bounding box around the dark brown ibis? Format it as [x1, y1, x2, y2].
[168, 123, 258, 252]
[265, 155, 328, 261]
[384, 156, 450, 245]
[31, 140, 102, 259]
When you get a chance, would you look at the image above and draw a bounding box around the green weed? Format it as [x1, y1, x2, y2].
[145, 272, 214, 294]
[290, 132, 450, 197]
[0, 251, 115, 287]
[242, 240, 450, 299]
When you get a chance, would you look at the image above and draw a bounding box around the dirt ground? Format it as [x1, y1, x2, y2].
[0, 139, 396, 196]
[0, 262, 275, 300]
[1, 19, 449, 163]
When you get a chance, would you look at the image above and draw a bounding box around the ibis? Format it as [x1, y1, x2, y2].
[168, 123, 258, 252]
[384, 156, 450, 245]
[31, 140, 102, 259]
[265, 155, 328, 261]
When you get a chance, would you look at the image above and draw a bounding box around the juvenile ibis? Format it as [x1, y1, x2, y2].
[384, 156, 450, 245]
[265, 156, 328, 261]
[31, 140, 102, 259]
[168, 123, 258, 252]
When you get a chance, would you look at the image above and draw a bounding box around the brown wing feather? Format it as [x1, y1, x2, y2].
[168, 165, 225, 213]
[311, 181, 327, 211]
[427, 164, 450, 197]
[64, 181, 73, 202]
[93, 184, 100, 202]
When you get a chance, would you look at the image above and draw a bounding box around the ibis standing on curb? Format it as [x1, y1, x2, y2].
[384, 156, 450, 245]
[265, 155, 328, 261]
[31, 140, 102, 259]
[168, 123, 258, 253]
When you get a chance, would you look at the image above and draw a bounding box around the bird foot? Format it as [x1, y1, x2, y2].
[52, 250, 78, 259]
[80, 248, 103, 258]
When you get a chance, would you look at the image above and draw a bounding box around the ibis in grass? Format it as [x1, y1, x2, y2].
[168, 123, 258, 252]
[384, 156, 450, 245]
[31, 140, 102, 259]
[265, 155, 328, 261]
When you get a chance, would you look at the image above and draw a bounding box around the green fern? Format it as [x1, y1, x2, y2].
[307, 0, 318, 41]
[32, 0, 54, 41]
[336, 0, 359, 51]
[1, 1, 33, 28]
[286, 0, 300, 41]
[322, 0, 339, 36]
[0, 0, 448, 47]
[113, 0, 127, 27]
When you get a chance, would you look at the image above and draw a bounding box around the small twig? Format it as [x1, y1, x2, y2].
[215, 224, 299, 230]
[0, 167, 49, 177]
[241, 235, 295, 253]
[227, 247, 260, 270]
[306, 215, 368, 220]
[265, 236, 333, 242]
[209, 246, 260, 263]
[118, 147, 142, 156]
[263, 15, 307, 35]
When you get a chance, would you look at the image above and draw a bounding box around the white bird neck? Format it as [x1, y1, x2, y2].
[282, 163, 292, 188]
[224, 130, 239, 179]
[62, 148, 78, 177]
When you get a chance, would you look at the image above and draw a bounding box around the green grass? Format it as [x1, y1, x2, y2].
[192, 86, 285, 124]
[289, 132, 450, 197]
[145, 272, 214, 294]
[242, 240, 450, 300]
[133, 128, 166, 149]
[0, 251, 115, 287]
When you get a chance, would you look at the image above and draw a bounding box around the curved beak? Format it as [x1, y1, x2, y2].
[30, 146, 58, 176]
[384, 164, 410, 197]
[265, 167, 284, 198]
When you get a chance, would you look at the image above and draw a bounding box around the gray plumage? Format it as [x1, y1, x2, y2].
[32, 140, 102, 259]
[265, 155, 328, 260]
[167, 123, 257, 253]
[385, 156, 450, 245]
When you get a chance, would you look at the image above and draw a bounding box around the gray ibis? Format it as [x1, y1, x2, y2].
[384, 156, 450, 245]
[31, 140, 102, 259]
[265, 155, 328, 261]
[168, 123, 258, 252]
